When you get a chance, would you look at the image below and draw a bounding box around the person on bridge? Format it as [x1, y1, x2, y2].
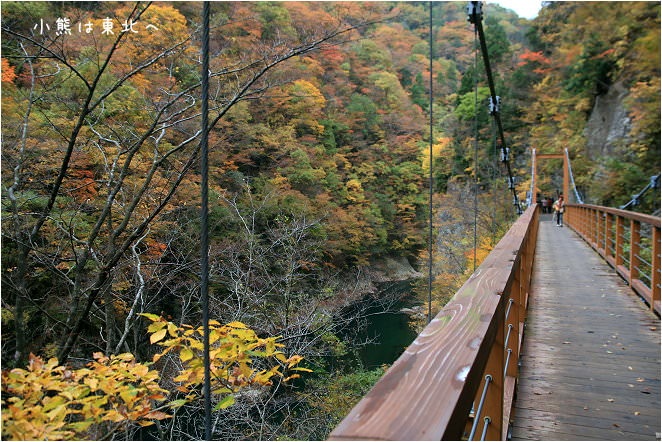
[553, 195, 565, 226]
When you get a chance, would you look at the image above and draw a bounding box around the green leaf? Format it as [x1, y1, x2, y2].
[213, 395, 235, 410]
[167, 399, 189, 408]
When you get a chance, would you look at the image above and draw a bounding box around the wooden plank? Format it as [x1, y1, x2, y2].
[511, 429, 607, 441]
[515, 384, 660, 407]
[519, 370, 662, 387]
[514, 407, 660, 435]
[514, 400, 661, 419]
[513, 417, 658, 440]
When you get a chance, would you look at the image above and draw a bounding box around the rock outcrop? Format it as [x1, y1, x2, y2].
[584, 80, 632, 159]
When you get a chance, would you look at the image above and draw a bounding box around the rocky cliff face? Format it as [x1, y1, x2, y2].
[584, 80, 632, 159]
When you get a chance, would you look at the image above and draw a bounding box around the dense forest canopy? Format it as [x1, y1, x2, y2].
[1, 1, 659, 440]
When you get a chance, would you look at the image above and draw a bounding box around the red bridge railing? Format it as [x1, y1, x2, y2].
[329, 205, 539, 441]
[565, 204, 661, 315]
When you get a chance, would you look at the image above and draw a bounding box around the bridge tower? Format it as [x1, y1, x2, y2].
[533, 151, 569, 201]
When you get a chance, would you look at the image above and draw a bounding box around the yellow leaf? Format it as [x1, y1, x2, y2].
[150, 328, 167, 344]
[140, 313, 161, 321]
[226, 321, 247, 329]
[180, 347, 193, 362]
[167, 322, 178, 337]
[147, 322, 166, 333]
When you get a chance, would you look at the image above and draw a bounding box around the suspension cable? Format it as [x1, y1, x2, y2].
[527, 148, 536, 206]
[428, 0, 434, 323]
[472, 25, 479, 272]
[492, 117, 498, 224]
[200, 1, 212, 439]
[564, 148, 584, 204]
[620, 173, 660, 210]
[468, 2, 521, 215]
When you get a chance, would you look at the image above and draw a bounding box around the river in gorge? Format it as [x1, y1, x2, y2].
[344, 279, 422, 369]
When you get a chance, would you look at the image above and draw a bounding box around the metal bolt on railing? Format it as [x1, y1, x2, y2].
[480, 417, 491, 441]
[504, 348, 512, 377]
[505, 298, 514, 320]
[468, 375, 493, 441]
[504, 324, 513, 349]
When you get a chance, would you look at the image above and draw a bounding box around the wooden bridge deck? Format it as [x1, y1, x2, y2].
[511, 215, 661, 441]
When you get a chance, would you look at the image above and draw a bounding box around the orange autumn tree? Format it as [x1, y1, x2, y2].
[1, 58, 16, 83]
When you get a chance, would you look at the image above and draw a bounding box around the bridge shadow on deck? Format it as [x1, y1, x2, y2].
[511, 215, 661, 441]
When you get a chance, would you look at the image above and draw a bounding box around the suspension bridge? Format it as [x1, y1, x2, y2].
[184, 1, 659, 440]
[325, 2, 661, 440]
[328, 202, 660, 441]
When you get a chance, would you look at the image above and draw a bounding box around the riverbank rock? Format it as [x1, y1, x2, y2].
[370, 256, 423, 283]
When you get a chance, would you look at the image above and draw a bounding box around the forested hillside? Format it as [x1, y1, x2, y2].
[1, 2, 659, 440]
[521, 2, 660, 211]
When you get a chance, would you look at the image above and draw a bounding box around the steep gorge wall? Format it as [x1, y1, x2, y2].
[584, 80, 632, 160]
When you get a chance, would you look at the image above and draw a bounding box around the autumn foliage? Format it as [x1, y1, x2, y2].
[2, 318, 308, 440]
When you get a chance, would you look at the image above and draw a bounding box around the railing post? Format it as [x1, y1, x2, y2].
[594, 209, 599, 247]
[652, 227, 660, 312]
[595, 209, 602, 253]
[506, 258, 521, 378]
[630, 219, 641, 285]
[478, 305, 504, 441]
[605, 212, 613, 259]
[577, 207, 586, 236]
[616, 216, 624, 268]
[598, 211, 607, 252]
